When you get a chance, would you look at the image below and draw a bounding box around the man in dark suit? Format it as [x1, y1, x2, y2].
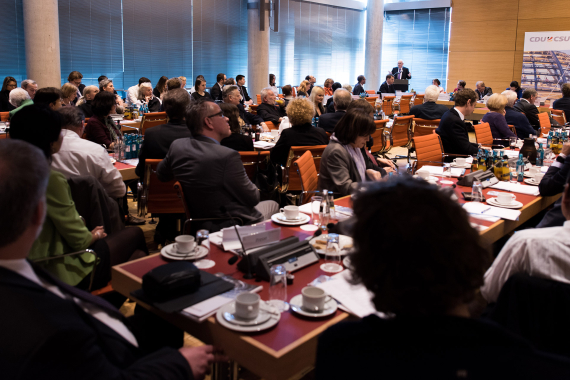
[435, 88, 479, 155]
[475, 81, 493, 100]
[209, 73, 226, 102]
[222, 85, 268, 131]
[325, 82, 342, 113]
[0, 139, 219, 380]
[391, 60, 411, 80]
[318, 88, 351, 133]
[236, 75, 252, 105]
[553, 83, 570, 122]
[513, 88, 540, 131]
[352, 75, 367, 96]
[409, 85, 449, 120]
[378, 74, 396, 95]
[256, 87, 287, 124]
[306, 75, 316, 96]
[157, 100, 278, 232]
[536, 142, 570, 228]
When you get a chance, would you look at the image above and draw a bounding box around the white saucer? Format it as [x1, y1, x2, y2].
[413, 175, 438, 182]
[486, 198, 523, 209]
[450, 163, 471, 168]
[221, 302, 272, 326]
[289, 294, 338, 318]
[160, 244, 209, 261]
[309, 234, 353, 256]
[524, 178, 540, 186]
[320, 263, 343, 273]
[216, 302, 280, 332]
[271, 212, 310, 226]
[277, 214, 304, 222]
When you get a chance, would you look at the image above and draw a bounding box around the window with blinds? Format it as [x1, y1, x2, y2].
[381, 8, 450, 92]
[0, 0, 26, 84]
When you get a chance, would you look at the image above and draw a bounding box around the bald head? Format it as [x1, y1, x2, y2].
[333, 89, 352, 111]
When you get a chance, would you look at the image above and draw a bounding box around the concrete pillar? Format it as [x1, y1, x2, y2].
[23, 0, 61, 88]
[248, 0, 269, 104]
[364, 0, 384, 94]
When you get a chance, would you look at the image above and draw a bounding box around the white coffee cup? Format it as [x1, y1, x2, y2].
[271, 130, 279, 137]
[175, 235, 195, 253]
[534, 173, 545, 182]
[529, 166, 541, 176]
[416, 170, 430, 180]
[234, 293, 260, 319]
[453, 157, 466, 166]
[496, 193, 516, 205]
[301, 286, 332, 313]
[280, 205, 299, 220]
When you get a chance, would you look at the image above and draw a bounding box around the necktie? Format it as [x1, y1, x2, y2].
[399, 69, 402, 80]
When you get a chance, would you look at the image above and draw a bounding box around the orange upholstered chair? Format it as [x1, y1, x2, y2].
[398, 94, 414, 114]
[239, 151, 271, 182]
[473, 122, 506, 148]
[365, 96, 379, 106]
[411, 133, 470, 173]
[370, 119, 390, 156]
[138, 159, 185, 218]
[386, 115, 414, 161]
[365, 90, 375, 95]
[279, 145, 327, 195]
[382, 95, 396, 115]
[538, 112, 551, 136]
[412, 118, 440, 137]
[264, 121, 279, 130]
[0, 112, 9, 121]
[413, 94, 424, 106]
[551, 109, 567, 125]
[293, 150, 319, 205]
[141, 112, 168, 135]
[508, 124, 517, 135]
[256, 94, 262, 104]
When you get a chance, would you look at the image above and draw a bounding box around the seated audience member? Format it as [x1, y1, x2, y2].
[220, 103, 254, 152]
[507, 80, 523, 99]
[326, 82, 342, 113]
[553, 83, 570, 122]
[68, 71, 85, 104]
[270, 98, 329, 168]
[153, 75, 168, 98]
[0, 140, 221, 379]
[34, 87, 63, 111]
[453, 79, 466, 92]
[189, 75, 204, 94]
[99, 78, 125, 113]
[9, 106, 148, 290]
[319, 109, 392, 196]
[127, 77, 151, 106]
[257, 87, 286, 124]
[224, 78, 236, 87]
[513, 88, 540, 131]
[52, 107, 125, 199]
[435, 88, 479, 155]
[191, 77, 212, 101]
[178, 76, 187, 89]
[166, 77, 182, 91]
[282, 84, 293, 107]
[342, 83, 353, 93]
[222, 85, 267, 130]
[409, 85, 449, 120]
[8, 88, 33, 119]
[378, 74, 395, 95]
[352, 75, 367, 96]
[306, 75, 316, 96]
[316, 176, 570, 379]
[432, 78, 445, 93]
[475, 80, 493, 100]
[236, 75, 252, 105]
[297, 80, 310, 97]
[77, 85, 99, 117]
[21, 79, 38, 99]
[503, 90, 535, 139]
[318, 88, 352, 133]
[0, 76, 17, 112]
[138, 82, 161, 112]
[97, 75, 118, 95]
[269, 74, 279, 96]
[481, 93, 516, 139]
[324, 78, 334, 96]
[85, 91, 122, 149]
[157, 100, 279, 232]
[210, 73, 226, 102]
[482, 173, 570, 303]
[61, 83, 78, 107]
[309, 86, 326, 117]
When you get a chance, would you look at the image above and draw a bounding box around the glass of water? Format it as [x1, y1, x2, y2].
[509, 136, 517, 150]
[472, 180, 483, 202]
[268, 265, 289, 311]
[443, 163, 452, 179]
[311, 196, 323, 226]
[321, 234, 343, 273]
[193, 229, 215, 269]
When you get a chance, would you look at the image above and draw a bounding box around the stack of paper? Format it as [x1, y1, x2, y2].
[420, 165, 465, 177]
[253, 141, 275, 149]
[120, 158, 139, 166]
[463, 202, 521, 221]
[490, 182, 540, 196]
[317, 270, 377, 318]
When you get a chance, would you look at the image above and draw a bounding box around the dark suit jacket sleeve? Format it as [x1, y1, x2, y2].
[86, 120, 112, 147]
[322, 147, 359, 196]
[223, 150, 260, 207]
[539, 155, 570, 196]
[270, 132, 291, 167]
[244, 109, 264, 125]
[452, 123, 479, 155]
[243, 87, 251, 102]
[257, 104, 281, 124]
[156, 147, 174, 182]
[135, 139, 148, 178]
[209, 84, 221, 101]
[148, 98, 161, 113]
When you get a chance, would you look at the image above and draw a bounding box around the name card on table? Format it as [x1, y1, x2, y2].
[222, 225, 281, 252]
[490, 182, 540, 196]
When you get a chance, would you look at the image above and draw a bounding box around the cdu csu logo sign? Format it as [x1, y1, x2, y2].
[529, 36, 570, 42]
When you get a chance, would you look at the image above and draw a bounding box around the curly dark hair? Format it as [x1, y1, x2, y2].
[349, 176, 491, 316]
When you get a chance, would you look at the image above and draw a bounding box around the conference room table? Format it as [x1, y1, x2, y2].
[436, 100, 553, 121]
[111, 170, 560, 380]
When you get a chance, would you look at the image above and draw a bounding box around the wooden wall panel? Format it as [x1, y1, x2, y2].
[517, 0, 570, 20]
[514, 18, 570, 51]
[447, 51, 515, 93]
[512, 52, 524, 83]
[450, 20, 518, 52]
[450, 0, 518, 23]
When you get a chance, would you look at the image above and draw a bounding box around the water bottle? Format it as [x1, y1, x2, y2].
[131, 135, 137, 158]
[516, 153, 524, 182]
[125, 135, 131, 159]
[311, 117, 315, 128]
[536, 143, 544, 166]
[319, 190, 330, 229]
[547, 131, 552, 149]
[327, 191, 335, 219]
[315, 117, 319, 128]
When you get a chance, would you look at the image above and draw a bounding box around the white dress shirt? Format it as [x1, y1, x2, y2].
[126, 85, 141, 106]
[455, 107, 465, 121]
[0, 259, 138, 347]
[481, 221, 570, 302]
[51, 130, 126, 199]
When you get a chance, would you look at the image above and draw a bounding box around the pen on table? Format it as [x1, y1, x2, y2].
[480, 207, 491, 214]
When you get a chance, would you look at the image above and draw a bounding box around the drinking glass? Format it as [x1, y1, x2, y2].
[442, 163, 452, 179]
[321, 234, 343, 273]
[311, 196, 323, 226]
[472, 180, 483, 202]
[509, 136, 517, 150]
[508, 160, 518, 183]
[268, 265, 289, 311]
[193, 229, 215, 269]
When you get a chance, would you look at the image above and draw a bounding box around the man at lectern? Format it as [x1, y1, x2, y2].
[391, 60, 411, 80]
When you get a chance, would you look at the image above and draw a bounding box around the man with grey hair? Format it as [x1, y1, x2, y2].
[157, 99, 279, 232]
[503, 90, 536, 139]
[318, 88, 352, 132]
[126, 77, 151, 106]
[391, 60, 411, 80]
[21, 79, 38, 99]
[514, 87, 540, 131]
[77, 85, 99, 117]
[8, 88, 33, 119]
[222, 85, 267, 130]
[409, 85, 449, 120]
[475, 81, 493, 100]
[256, 87, 286, 124]
[51, 107, 126, 199]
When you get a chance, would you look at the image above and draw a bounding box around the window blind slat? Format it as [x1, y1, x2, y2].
[0, 0, 26, 83]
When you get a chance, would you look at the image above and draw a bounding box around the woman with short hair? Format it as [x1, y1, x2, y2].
[99, 78, 124, 114]
[324, 78, 334, 96]
[482, 93, 516, 139]
[0, 76, 17, 111]
[219, 103, 254, 152]
[76, 86, 99, 117]
[508, 80, 523, 99]
[61, 83, 78, 106]
[84, 91, 122, 148]
[432, 78, 445, 93]
[137, 82, 161, 112]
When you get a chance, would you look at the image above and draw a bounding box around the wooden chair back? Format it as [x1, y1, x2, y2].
[0, 112, 9, 121]
[473, 122, 493, 145]
[413, 94, 424, 106]
[399, 94, 414, 114]
[413, 118, 440, 137]
[141, 112, 168, 135]
[173, 181, 191, 219]
[370, 119, 389, 155]
[508, 124, 517, 135]
[389, 115, 414, 148]
[281, 145, 327, 193]
[239, 151, 270, 182]
[413, 133, 444, 172]
[264, 121, 279, 130]
[257, 94, 262, 104]
[365, 90, 375, 95]
[538, 112, 551, 136]
[382, 95, 396, 115]
[365, 96, 379, 106]
[143, 159, 185, 214]
[293, 151, 319, 205]
[551, 109, 567, 125]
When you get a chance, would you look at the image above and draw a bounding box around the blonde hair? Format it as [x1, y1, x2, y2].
[138, 82, 153, 100]
[61, 83, 78, 99]
[285, 98, 315, 126]
[179, 76, 186, 82]
[298, 80, 309, 93]
[486, 93, 508, 112]
[309, 86, 324, 107]
[342, 83, 352, 93]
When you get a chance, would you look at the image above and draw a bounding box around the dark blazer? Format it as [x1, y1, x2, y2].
[552, 96, 570, 123]
[481, 112, 516, 139]
[236, 103, 263, 125]
[505, 106, 536, 139]
[256, 102, 286, 124]
[191, 91, 212, 102]
[378, 81, 395, 95]
[409, 101, 449, 120]
[536, 154, 570, 228]
[153, 87, 161, 98]
[325, 97, 335, 113]
[238, 85, 251, 103]
[85, 116, 120, 147]
[513, 99, 540, 130]
[78, 100, 94, 118]
[221, 132, 254, 152]
[157, 135, 262, 231]
[318, 140, 385, 196]
[352, 83, 365, 96]
[0, 265, 192, 380]
[209, 83, 223, 102]
[318, 110, 346, 133]
[315, 102, 326, 117]
[316, 314, 570, 380]
[391, 66, 411, 80]
[147, 97, 161, 113]
[270, 123, 329, 167]
[435, 108, 478, 155]
[0, 89, 15, 112]
[135, 119, 192, 178]
[476, 87, 493, 99]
